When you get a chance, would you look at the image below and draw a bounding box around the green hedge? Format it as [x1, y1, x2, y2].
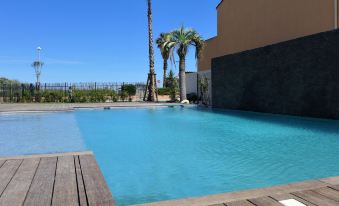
[157, 88, 171, 95]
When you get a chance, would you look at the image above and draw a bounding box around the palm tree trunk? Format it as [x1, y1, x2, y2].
[163, 60, 168, 87]
[179, 57, 187, 101]
[146, 0, 156, 102]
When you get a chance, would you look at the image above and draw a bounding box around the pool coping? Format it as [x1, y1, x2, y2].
[133, 176, 339, 206]
[0, 103, 193, 114]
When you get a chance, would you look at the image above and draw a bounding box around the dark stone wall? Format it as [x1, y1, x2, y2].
[212, 29, 339, 119]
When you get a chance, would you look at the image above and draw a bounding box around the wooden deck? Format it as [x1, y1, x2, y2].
[0, 152, 115, 206]
[2, 151, 339, 206]
[136, 177, 339, 206]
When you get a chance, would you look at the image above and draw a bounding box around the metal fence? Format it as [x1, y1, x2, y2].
[0, 82, 146, 103]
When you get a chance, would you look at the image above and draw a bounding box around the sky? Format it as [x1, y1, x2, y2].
[0, 0, 220, 84]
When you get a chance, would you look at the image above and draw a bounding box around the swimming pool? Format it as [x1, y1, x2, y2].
[1, 107, 339, 205]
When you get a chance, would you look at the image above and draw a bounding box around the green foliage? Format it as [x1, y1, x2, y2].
[72, 89, 116, 103]
[166, 70, 179, 102]
[119, 90, 128, 102]
[121, 84, 136, 102]
[0, 81, 139, 103]
[42, 90, 64, 103]
[157, 87, 171, 95]
[156, 33, 173, 60]
[31, 61, 44, 68]
[121, 84, 136, 96]
[0, 77, 20, 85]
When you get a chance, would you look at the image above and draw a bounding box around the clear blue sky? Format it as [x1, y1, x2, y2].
[0, 0, 220, 83]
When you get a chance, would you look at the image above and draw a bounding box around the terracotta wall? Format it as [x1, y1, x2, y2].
[199, 0, 337, 72]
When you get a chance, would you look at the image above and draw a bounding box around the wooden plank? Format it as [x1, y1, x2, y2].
[226, 200, 255, 206]
[52, 155, 78, 206]
[328, 184, 339, 191]
[0, 160, 5, 168]
[75, 155, 88, 206]
[23, 157, 57, 206]
[0, 151, 93, 161]
[248, 196, 282, 206]
[135, 180, 329, 206]
[320, 177, 339, 185]
[0, 160, 22, 196]
[79, 154, 115, 206]
[292, 190, 339, 206]
[0, 158, 40, 206]
[313, 187, 339, 202]
[270, 193, 317, 206]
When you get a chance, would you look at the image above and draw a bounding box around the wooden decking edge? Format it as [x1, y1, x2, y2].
[0, 151, 93, 161]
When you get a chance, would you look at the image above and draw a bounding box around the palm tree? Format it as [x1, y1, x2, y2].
[31, 61, 44, 85]
[144, 0, 157, 102]
[156, 33, 173, 88]
[169, 26, 204, 101]
[31, 47, 44, 102]
[31, 60, 44, 102]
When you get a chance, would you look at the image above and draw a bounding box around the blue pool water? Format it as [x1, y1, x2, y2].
[2, 107, 339, 205]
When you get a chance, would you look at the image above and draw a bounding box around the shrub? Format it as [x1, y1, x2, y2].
[42, 90, 64, 103]
[166, 70, 179, 102]
[121, 84, 136, 96]
[158, 88, 171, 95]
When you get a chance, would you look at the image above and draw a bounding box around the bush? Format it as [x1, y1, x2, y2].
[42, 90, 64, 103]
[121, 84, 136, 96]
[158, 88, 171, 95]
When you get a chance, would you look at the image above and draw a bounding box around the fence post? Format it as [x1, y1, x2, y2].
[10, 83, 12, 102]
[64, 82, 67, 98]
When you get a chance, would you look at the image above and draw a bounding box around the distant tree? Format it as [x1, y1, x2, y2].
[31, 61, 44, 85]
[31, 61, 44, 102]
[166, 70, 179, 102]
[0, 77, 20, 85]
[156, 33, 174, 88]
[167, 26, 204, 101]
[121, 84, 137, 101]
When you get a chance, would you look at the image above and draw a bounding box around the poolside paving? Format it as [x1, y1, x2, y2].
[0, 152, 115, 206]
[135, 177, 339, 206]
[0, 103, 185, 113]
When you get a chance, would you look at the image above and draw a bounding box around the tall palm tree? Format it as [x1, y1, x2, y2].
[169, 26, 204, 101]
[144, 0, 157, 102]
[31, 61, 44, 102]
[156, 33, 173, 87]
[31, 61, 44, 85]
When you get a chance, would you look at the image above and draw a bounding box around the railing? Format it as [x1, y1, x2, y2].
[0, 82, 146, 103]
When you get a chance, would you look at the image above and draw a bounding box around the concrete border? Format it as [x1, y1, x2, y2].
[0, 103, 192, 114]
[134, 177, 339, 206]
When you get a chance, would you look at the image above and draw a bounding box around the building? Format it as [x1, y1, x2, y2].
[198, 0, 339, 73]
